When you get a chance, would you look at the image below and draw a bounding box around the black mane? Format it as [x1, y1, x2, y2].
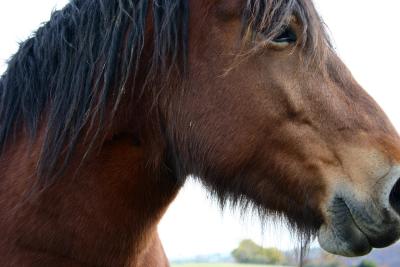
[0, 0, 188, 184]
[0, 0, 328, 185]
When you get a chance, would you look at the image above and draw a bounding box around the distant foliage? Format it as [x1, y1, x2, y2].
[231, 239, 285, 264]
[357, 260, 378, 267]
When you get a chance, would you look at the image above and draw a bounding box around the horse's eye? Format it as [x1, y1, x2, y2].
[272, 27, 297, 44]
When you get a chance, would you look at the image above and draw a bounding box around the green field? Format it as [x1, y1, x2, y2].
[172, 264, 290, 267]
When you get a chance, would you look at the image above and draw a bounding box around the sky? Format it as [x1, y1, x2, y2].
[1, 0, 400, 260]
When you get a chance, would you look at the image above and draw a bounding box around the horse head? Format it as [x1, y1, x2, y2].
[161, 0, 400, 256]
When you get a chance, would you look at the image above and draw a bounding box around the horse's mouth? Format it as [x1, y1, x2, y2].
[317, 196, 400, 257]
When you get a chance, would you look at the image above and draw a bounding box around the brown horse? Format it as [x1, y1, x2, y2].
[1, 0, 400, 266]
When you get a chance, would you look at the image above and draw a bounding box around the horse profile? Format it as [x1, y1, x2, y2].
[1, 0, 400, 266]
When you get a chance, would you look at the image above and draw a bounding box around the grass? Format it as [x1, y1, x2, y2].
[172, 264, 290, 267]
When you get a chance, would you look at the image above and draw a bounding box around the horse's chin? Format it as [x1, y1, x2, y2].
[318, 222, 372, 257]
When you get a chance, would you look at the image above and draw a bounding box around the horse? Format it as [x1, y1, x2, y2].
[1, 0, 400, 266]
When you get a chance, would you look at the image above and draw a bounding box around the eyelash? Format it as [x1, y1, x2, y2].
[272, 27, 297, 44]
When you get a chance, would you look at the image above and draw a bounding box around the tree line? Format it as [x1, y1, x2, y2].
[231, 239, 378, 267]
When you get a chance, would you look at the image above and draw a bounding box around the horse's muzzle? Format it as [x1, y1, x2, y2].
[318, 166, 400, 256]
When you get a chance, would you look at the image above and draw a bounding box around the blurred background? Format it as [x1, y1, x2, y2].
[1, 1, 399, 266]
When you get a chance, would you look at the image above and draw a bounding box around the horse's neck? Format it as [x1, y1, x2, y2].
[0, 133, 178, 266]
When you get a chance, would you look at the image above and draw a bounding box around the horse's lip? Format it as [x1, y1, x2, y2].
[318, 222, 372, 257]
[317, 197, 400, 257]
[344, 199, 400, 249]
[318, 225, 373, 257]
[317, 197, 372, 257]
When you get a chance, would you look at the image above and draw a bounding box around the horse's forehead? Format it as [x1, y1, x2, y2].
[191, 0, 245, 16]
[215, 0, 244, 17]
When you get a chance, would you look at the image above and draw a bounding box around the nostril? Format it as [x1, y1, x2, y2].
[389, 178, 400, 215]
